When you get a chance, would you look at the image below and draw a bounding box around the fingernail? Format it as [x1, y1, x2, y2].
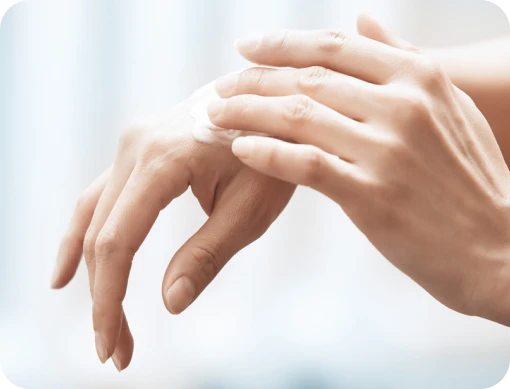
[95, 332, 109, 364]
[235, 35, 261, 53]
[112, 352, 123, 372]
[232, 137, 255, 159]
[215, 74, 239, 97]
[207, 99, 227, 122]
[166, 277, 196, 315]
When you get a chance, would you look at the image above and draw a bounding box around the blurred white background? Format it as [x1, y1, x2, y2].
[1, 0, 509, 388]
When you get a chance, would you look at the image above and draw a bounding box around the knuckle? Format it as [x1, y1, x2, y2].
[188, 243, 222, 281]
[298, 66, 330, 93]
[141, 134, 167, 156]
[119, 123, 146, 152]
[455, 86, 476, 106]
[414, 56, 448, 90]
[387, 139, 410, 166]
[228, 95, 249, 116]
[74, 193, 91, 214]
[405, 91, 428, 114]
[138, 133, 177, 167]
[300, 146, 326, 186]
[240, 67, 269, 90]
[95, 230, 120, 260]
[263, 144, 279, 170]
[389, 138, 409, 159]
[316, 29, 350, 53]
[265, 29, 290, 50]
[284, 95, 314, 126]
[388, 87, 430, 126]
[136, 135, 191, 204]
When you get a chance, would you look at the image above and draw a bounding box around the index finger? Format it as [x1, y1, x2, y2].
[92, 158, 191, 360]
[235, 28, 412, 84]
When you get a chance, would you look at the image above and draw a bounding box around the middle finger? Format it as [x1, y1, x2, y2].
[215, 67, 383, 122]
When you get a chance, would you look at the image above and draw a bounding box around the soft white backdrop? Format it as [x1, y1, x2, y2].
[0, 1, 510, 388]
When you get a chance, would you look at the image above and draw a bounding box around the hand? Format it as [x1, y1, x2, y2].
[51, 92, 295, 370]
[207, 13, 510, 325]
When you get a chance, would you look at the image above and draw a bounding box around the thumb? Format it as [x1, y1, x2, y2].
[357, 11, 420, 53]
[162, 171, 292, 314]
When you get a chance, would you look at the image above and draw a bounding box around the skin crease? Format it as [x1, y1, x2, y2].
[208, 13, 510, 327]
[51, 92, 295, 371]
[51, 11, 510, 373]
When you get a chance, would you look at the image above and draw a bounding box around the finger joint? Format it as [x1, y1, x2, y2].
[317, 29, 350, 54]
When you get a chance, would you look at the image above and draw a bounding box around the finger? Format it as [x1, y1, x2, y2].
[83, 155, 135, 364]
[215, 66, 382, 121]
[356, 11, 420, 53]
[51, 168, 111, 289]
[163, 168, 294, 315]
[208, 94, 372, 161]
[111, 313, 134, 372]
[231, 136, 364, 204]
[93, 159, 190, 364]
[235, 28, 412, 84]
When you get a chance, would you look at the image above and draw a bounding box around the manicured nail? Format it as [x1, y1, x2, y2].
[232, 137, 255, 159]
[207, 99, 227, 122]
[235, 35, 261, 53]
[95, 332, 109, 364]
[215, 74, 239, 97]
[166, 277, 196, 315]
[112, 352, 123, 372]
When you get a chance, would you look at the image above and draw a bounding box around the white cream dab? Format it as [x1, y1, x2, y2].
[189, 79, 267, 146]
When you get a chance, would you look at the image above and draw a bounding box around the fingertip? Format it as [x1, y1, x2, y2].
[95, 332, 111, 364]
[235, 34, 261, 56]
[112, 353, 122, 372]
[232, 137, 255, 160]
[112, 314, 135, 372]
[164, 276, 196, 315]
[50, 263, 72, 289]
[215, 74, 238, 98]
[50, 261, 80, 289]
[50, 277, 65, 290]
[207, 99, 227, 124]
[357, 10, 381, 36]
[112, 346, 133, 373]
[52, 236, 83, 289]
[50, 268, 61, 289]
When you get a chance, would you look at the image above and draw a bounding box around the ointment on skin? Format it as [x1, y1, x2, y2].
[189, 80, 266, 146]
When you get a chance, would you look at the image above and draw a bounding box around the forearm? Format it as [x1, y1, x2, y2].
[425, 36, 510, 164]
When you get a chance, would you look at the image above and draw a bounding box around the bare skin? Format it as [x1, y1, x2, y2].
[52, 12, 510, 372]
[51, 94, 295, 371]
[208, 13, 510, 326]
